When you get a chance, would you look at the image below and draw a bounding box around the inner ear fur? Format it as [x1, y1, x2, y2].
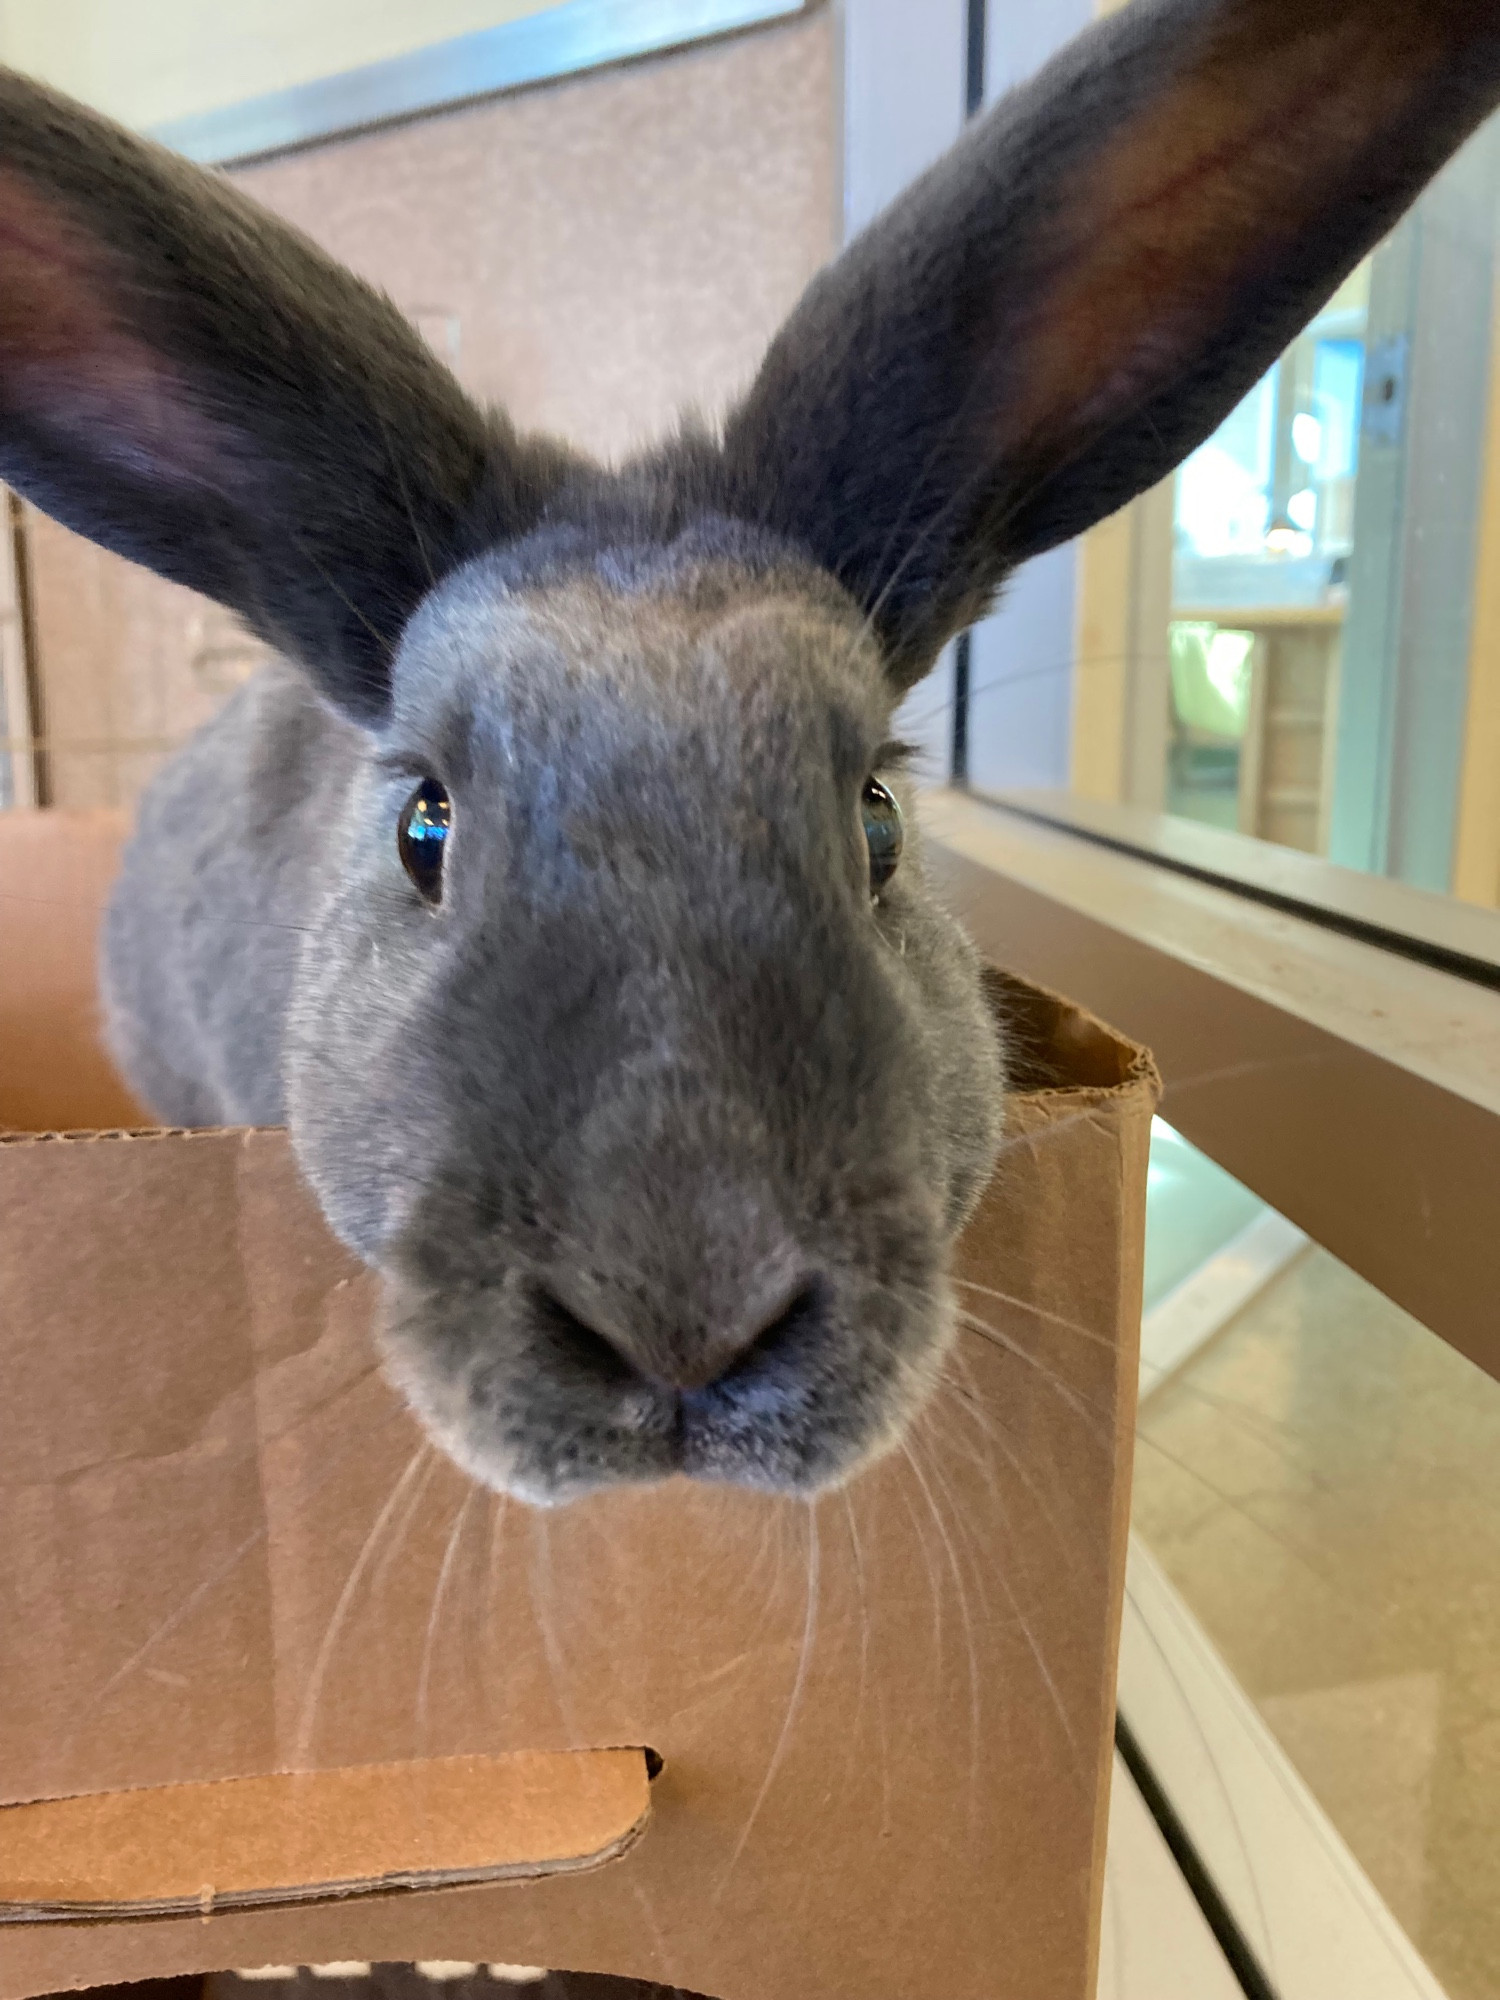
[0, 67, 577, 723]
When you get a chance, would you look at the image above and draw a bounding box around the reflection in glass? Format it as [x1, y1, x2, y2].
[1167, 269, 1368, 850]
[1138, 1121, 1500, 2000]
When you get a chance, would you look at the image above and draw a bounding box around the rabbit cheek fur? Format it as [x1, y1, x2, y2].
[274, 537, 1005, 1506]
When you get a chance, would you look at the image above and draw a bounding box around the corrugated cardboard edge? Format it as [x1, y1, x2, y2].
[0, 1750, 653, 1925]
[977, 966, 1161, 2000]
[0, 1836, 649, 1927]
[982, 965, 1162, 1102]
[1066, 1034, 1157, 2000]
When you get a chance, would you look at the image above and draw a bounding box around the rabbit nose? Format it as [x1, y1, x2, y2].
[532, 1280, 824, 1395]
[669, 1282, 825, 1393]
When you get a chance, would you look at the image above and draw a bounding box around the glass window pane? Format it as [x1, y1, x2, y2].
[966, 104, 1500, 912]
[1137, 1120, 1500, 1999]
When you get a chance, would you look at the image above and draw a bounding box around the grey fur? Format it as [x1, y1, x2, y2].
[5, 0, 1500, 1501]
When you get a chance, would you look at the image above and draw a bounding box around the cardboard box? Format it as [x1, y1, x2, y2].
[0, 811, 1159, 2000]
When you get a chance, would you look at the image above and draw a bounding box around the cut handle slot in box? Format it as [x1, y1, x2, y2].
[0, 1751, 653, 1920]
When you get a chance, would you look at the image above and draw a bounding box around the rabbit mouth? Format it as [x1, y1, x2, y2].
[375, 1268, 949, 1506]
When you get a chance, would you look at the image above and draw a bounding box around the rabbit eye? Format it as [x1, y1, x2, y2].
[861, 776, 903, 894]
[398, 778, 451, 905]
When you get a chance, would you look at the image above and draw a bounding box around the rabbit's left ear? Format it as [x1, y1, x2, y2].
[719, 0, 1500, 688]
[0, 69, 576, 724]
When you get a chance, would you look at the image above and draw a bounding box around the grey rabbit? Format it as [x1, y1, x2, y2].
[0, 0, 1496, 1504]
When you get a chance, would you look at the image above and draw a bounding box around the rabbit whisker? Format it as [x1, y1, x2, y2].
[68, 1395, 406, 1748]
[957, 1309, 1120, 1445]
[715, 1499, 820, 1900]
[839, 1484, 873, 1754]
[296, 1440, 433, 1764]
[415, 1485, 477, 1757]
[932, 1373, 1090, 1594]
[903, 1436, 984, 1829]
[954, 1273, 1114, 1349]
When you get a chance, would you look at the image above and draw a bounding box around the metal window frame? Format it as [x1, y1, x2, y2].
[989, 785, 1500, 983]
[925, 787, 1500, 1387]
[148, 0, 811, 167]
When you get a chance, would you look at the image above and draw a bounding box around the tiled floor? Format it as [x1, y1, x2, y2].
[1133, 1239, 1500, 2000]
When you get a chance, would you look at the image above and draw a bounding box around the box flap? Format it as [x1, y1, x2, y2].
[0, 1750, 650, 1921]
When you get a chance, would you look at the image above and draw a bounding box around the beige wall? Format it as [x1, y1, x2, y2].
[1068, 483, 1172, 810]
[0, 0, 558, 131]
[236, 13, 835, 459]
[17, 9, 838, 808]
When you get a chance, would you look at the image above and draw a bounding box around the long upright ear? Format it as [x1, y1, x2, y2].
[0, 69, 577, 723]
[719, 0, 1500, 688]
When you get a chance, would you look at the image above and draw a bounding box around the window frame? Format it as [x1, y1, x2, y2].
[925, 786, 1500, 1390]
[148, 0, 813, 166]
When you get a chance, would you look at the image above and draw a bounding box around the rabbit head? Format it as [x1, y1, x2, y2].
[284, 526, 1005, 1500]
[1, 0, 1497, 1501]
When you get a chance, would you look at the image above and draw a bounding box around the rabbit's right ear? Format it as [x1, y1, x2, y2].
[0, 69, 574, 724]
[720, 0, 1500, 690]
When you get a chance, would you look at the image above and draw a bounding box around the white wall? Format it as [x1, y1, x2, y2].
[842, 0, 968, 779]
[842, 0, 1096, 791]
[842, 0, 966, 236]
[964, 0, 1093, 796]
[0, 0, 556, 130]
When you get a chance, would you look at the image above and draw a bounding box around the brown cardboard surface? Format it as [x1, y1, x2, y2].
[0, 1752, 650, 1916]
[0, 807, 146, 1131]
[0, 813, 1158, 2000]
